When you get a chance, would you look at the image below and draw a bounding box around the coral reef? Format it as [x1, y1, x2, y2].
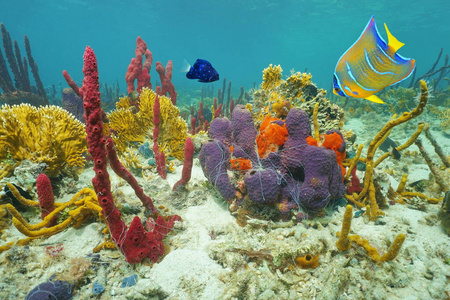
[437, 107, 450, 132]
[0, 103, 87, 176]
[253, 65, 344, 133]
[261, 64, 283, 91]
[384, 86, 418, 115]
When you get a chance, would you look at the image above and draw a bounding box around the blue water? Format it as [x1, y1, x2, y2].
[2, 0, 449, 96]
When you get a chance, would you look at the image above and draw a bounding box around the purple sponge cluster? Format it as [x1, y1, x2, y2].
[25, 279, 73, 300]
[62, 88, 84, 123]
[199, 105, 345, 215]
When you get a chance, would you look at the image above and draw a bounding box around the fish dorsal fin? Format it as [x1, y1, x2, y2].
[365, 94, 385, 104]
[384, 23, 404, 52]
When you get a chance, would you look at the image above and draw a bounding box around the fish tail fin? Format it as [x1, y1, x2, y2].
[181, 59, 191, 73]
[384, 23, 405, 52]
[365, 94, 385, 104]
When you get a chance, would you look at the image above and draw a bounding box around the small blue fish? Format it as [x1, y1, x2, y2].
[333, 16, 415, 104]
[186, 59, 219, 83]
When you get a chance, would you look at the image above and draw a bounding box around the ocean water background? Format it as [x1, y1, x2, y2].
[2, 0, 449, 98]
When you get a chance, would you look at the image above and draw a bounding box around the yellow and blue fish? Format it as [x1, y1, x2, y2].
[333, 16, 415, 104]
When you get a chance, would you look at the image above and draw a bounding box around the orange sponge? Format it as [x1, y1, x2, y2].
[230, 158, 252, 171]
[322, 132, 346, 178]
[256, 116, 288, 158]
[295, 253, 319, 269]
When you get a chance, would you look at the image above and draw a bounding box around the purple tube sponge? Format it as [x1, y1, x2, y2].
[199, 140, 236, 201]
[244, 169, 281, 204]
[285, 108, 311, 140]
[62, 87, 84, 123]
[260, 151, 282, 170]
[209, 117, 233, 147]
[25, 279, 73, 300]
[296, 146, 344, 212]
[279, 108, 345, 212]
[231, 105, 258, 163]
[281, 108, 310, 179]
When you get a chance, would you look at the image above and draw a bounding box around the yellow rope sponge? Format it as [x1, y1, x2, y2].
[344, 144, 364, 181]
[374, 123, 425, 167]
[93, 238, 116, 253]
[367, 181, 385, 220]
[0, 186, 102, 254]
[344, 81, 430, 219]
[348, 233, 406, 262]
[312, 102, 320, 141]
[336, 205, 406, 262]
[336, 205, 353, 251]
[392, 175, 443, 204]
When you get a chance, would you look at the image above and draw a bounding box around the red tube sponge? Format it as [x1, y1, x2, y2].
[72, 46, 179, 264]
[153, 94, 166, 179]
[173, 137, 194, 191]
[36, 173, 58, 227]
[156, 61, 177, 104]
[125, 36, 152, 94]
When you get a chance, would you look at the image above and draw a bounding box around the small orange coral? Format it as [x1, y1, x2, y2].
[322, 132, 343, 151]
[256, 116, 288, 158]
[306, 136, 319, 146]
[322, 132, 346, 178]
[230, 158, 252, 171]
[295, 253, 319, 269]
